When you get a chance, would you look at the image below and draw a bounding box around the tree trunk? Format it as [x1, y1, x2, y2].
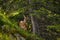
[28, 0, 36, 34]
[30, 15, 36, 34]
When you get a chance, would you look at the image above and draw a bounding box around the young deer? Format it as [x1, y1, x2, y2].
[19, 15, 27, 30]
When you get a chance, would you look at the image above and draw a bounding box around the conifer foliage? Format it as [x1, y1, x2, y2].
[0, 0, 60, 40]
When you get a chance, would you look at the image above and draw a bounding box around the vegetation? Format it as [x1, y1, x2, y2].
[0, 0, 60, 40]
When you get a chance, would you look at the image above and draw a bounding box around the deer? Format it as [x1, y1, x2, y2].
[19, 15, 28, 31]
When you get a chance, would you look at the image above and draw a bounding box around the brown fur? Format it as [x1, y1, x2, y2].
[19, 16, 27, 30]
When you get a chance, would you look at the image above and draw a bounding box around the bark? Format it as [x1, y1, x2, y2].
[30, 15, 36, 34]
[28, 0, 36, 34]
